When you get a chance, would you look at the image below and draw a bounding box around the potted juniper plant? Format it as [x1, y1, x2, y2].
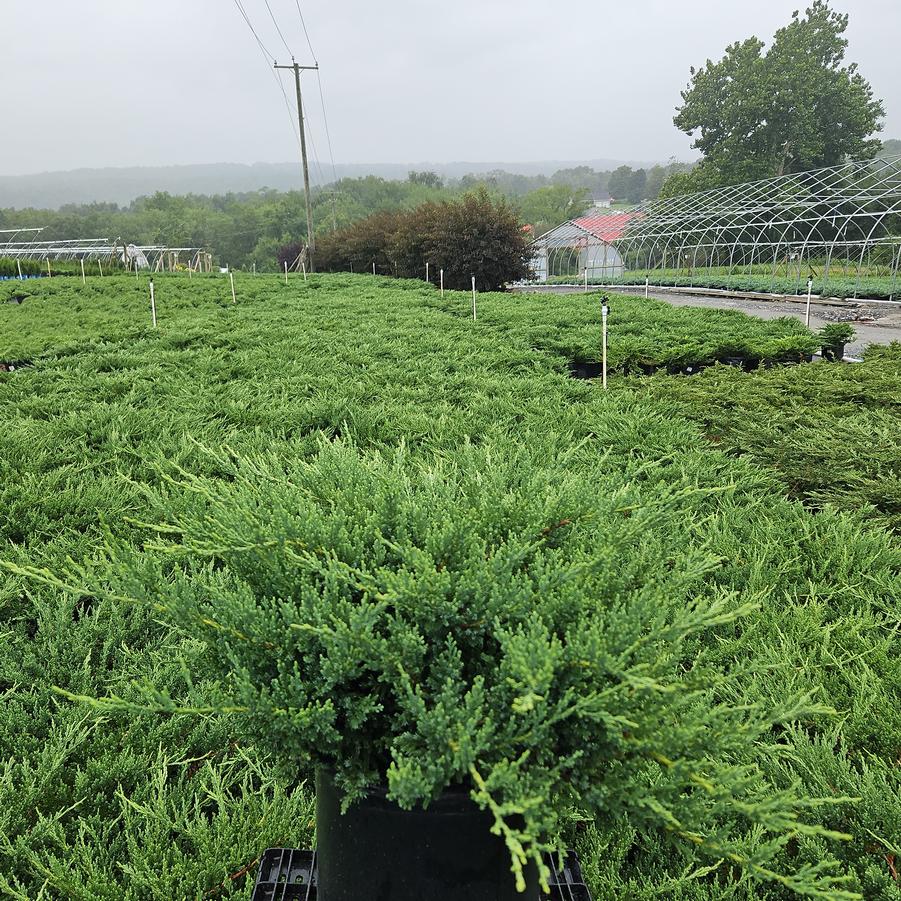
[761, 334, 821, 366]
[819, 323, 856, 362]
[71, 441, 847, 900]
[713, 338, 756, 369]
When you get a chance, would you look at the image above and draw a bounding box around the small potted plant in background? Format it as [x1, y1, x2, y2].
[54, 442, 848, 901]
[818, 323, 856, 362]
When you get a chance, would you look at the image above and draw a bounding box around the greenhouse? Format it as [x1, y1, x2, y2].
[611, 155, 901, 299]
[530, 213, 641, 281]
[0, 228, 211, 274]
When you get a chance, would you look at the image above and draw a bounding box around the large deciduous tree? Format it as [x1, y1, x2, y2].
[668, 2, 884, 194]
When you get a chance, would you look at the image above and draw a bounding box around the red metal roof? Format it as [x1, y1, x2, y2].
[572, 211, 642, 242]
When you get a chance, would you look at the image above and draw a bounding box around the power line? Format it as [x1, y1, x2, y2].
[263, 0, 294, 59]
[275, 61, 320, 268]
[274, 67, 302, 144]
[232, 0, 275, 60]
[293, 0, 318, 62]
[285, 0, 335, 185]
[305, 120, 326, 186]
[315, 71, 339, 185]
[232, 0, 301, 145]
[234, 1, 335, 224]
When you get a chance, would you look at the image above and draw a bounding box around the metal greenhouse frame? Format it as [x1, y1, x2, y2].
[0, 232, 210, 272]
[610, 155, 901, 300]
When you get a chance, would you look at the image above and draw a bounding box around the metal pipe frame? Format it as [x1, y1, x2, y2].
[605, 155, 901, 296]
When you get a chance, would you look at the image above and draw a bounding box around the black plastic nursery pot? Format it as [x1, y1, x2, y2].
[315, 769, 540, 901]
[0, 360, 31, 372]
[821, 342, 846, 362]
[764, 353, 811, 368]
[665, 361, 705, 375]
[567, 360, 603, 380]
[716, 353, 760, 371]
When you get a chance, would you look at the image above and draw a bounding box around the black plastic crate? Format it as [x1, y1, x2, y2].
[253, 848, 317, 900]
[251, 847, 592, 900]
[545, 850, 593, 900]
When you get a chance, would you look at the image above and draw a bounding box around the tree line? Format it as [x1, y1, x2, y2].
[0, 162, 690, 272]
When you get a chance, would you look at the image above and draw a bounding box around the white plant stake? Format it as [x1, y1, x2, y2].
[47, 259, 52, 279]
[302, 261, 307, 282]
[81, 259, 86, 284]
[440, 269, 444, 297]
[150, 279, 157, 328]
[471, 277, 477, 321]
[372, 261, 376, 276]
[602, 296, 609, 390]
[16, 260, 22, 280]
[806, 277, 813, 327]
[645, 276, 649, 299]
[98, 260, 103, 278]
[230, 272, 237, 305]
[426, 262, 430, 283]
[584, 267, 588, 293]
[284, 261, 289, 285]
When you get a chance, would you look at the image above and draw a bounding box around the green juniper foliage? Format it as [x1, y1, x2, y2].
[548, 270, 899, 301]
[82, 441, 850, 893]
[1, 273, 900, 899]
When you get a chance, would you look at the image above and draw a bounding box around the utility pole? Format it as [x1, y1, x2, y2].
[275, 59, 318, 272]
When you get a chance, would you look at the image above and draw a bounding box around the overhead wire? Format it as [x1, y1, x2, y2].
[232, 0, 275, 60]
[270, 0, 328, 189]
[290, 0, 339, 187]
[232, 0, 300, 145]
[232, 0, 335, 192]
[316, 71, 339, 185]
[262, 0, 295, 60]
[273, 67, 302, 146]
[293, 0, 317, 62]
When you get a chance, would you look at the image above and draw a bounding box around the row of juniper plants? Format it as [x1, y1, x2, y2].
[0, 258, 117, 279]
[548, 270, 900, 300]
[1, 274, 899, 898]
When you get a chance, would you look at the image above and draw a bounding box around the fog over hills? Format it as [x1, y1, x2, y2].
[0, 159, 666, 210]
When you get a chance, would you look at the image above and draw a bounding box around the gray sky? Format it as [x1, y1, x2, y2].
[3, 0, 899, 176]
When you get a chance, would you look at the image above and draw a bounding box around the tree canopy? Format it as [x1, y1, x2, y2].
[667, 2, 884, 194]
[304, 189, 533, 290]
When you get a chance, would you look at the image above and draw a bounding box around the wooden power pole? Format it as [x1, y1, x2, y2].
[275, 59, 318, 272]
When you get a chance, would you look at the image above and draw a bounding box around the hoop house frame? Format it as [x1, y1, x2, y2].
[610, 155, 901, 300]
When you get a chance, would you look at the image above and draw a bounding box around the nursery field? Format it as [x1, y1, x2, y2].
[1, 274, 900, 899]
[550, 269, 900, 301]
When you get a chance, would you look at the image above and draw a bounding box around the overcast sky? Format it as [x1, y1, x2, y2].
[3, 0, 899, 176]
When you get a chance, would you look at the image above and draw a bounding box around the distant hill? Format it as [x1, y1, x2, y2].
[0, 159, 657, 210]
